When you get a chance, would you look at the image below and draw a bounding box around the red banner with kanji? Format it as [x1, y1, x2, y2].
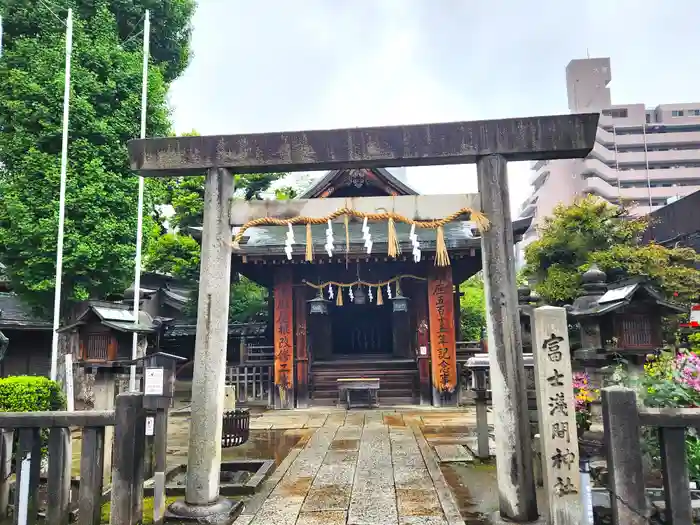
[428, 267, 457, 392]
[274, 269, 294, 389]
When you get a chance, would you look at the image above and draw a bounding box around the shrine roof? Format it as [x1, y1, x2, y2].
[0, 292, 52, 330]
[191, 216, 532, 257]
[299, 168, 417, 198]
[569, 278, 686, 318]
[165, 321, 266, 338]
[58, 301, 159, 334]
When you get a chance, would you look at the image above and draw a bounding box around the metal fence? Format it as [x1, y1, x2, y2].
[0, 393, 147, 525]
[602, 386, 699, 524]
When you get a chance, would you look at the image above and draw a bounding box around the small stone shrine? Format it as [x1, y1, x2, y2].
[569, 265, 686, 381]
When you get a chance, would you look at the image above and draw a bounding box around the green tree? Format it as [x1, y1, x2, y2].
[146, 138, 290, 321]
[460, 274, 486, 341]
[0, 5, 190, 313]
[524, 196, 700, 305]
[0, 0, 195, 84]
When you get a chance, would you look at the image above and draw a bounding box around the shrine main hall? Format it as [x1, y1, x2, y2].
[228, 167, 530, 408]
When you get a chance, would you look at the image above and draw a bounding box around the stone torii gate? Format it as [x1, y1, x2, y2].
[128, 113, 598, 524]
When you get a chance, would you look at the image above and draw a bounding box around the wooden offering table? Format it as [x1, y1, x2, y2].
[337, 378, 380, 409]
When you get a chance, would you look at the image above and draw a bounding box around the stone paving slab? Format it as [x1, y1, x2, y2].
[305, 413, 329, 427]
[348, 424, 397, 525]
[433, 445, 474, 463]
[303, 450, 356, 512]
[248, 426, 339, 525]
[236, 408, 472, 525]
[390, 427, 444, 521]
[411, 426, 465, 525]
[297, 511, 348, 525]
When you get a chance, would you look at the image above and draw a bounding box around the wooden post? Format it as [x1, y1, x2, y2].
[47, 427, 71, 525]
[531, 306, 581, 523]
[14, 428, 41, 525]
[153, 409, 168, 524]
[453, 281, 462, 342]
[392, 305, 411, 359]
[93, 369, 116, 484]
[110, 393, 146, 525]
[427, 267, 458, 407]
[415, 283, 431, 406]
[294, 287, 309, 408]
[0, 429, 12, 520]
[659, 426, 692, 524]
[273, 268, 294, 409]
[602, 387, 647, 525]
[78, 426, 105, 525]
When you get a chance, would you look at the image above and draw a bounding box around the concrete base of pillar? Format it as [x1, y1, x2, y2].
[164, 497, 243, 524]
[489, 511, 546, 524]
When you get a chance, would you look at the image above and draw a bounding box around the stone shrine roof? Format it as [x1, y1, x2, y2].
[569, 278, 686, 318]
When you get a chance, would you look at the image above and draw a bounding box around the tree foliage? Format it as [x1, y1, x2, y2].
[460, 274, 485, 341]
[524, 196, 700, 305]
[0, 5, 188, 313]
[0, 0, 195, 84]
[145, 130, 294, 322]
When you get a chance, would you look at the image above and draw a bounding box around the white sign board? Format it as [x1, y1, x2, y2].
[65, 353, 75, 412]
[419, 346, 427, 356]
[145, 416, 155, 436]
[144, 367, 164, 396]
[532, 306, 582, 524]
[17, 452, 31, 525]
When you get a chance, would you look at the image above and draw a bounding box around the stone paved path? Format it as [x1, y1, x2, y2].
[235, 412, 464, 525]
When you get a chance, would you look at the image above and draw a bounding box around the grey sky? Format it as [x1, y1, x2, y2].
[169, 0, 700, 213]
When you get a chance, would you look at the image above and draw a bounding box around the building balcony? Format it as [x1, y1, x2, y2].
[583, 176, 700, 209]
[518, 194, 538, 218]
[529, 167, 550, 187]
[596, 124, 700, 148]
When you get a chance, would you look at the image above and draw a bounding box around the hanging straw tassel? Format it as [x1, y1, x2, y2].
[305, 223, 313, 262]
[344, 214, 350, 268]
[376, 286, 383, 306]
[387, 217, 400, 258]
[435, 225, 451, 267]
[336, 288, 344, 306]
[469, 209, 491, 233]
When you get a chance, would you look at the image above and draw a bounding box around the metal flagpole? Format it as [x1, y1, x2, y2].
[50, 8, 74, 382]
[130, 10, 150, 391]
[0, 16, 4, 58]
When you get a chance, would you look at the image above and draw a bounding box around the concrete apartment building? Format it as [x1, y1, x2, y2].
[518, 57, 700, 250]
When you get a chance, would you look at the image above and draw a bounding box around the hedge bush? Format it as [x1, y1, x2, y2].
[0, 376, 65, 412]
[0, 376, 65, 462]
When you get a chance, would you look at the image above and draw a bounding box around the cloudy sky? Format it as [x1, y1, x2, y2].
[169, 0, 700, 214]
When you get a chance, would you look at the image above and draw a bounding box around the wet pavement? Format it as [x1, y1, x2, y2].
[207, 408, 494, 525]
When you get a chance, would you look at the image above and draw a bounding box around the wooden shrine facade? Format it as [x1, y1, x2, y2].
[230, 168, 531, 408]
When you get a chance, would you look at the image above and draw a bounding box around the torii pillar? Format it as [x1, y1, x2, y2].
[127, 113, 598, 524]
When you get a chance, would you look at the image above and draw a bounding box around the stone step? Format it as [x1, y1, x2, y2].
[312, 389, 415, 400]
[309, 396, 416, 406]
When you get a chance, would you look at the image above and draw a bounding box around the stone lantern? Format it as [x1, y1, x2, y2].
[307, 293, 329, 315]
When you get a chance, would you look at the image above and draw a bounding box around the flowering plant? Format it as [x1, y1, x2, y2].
[642, 351, 700, 408]
[640, 351, 700, 481]
[573, 372, 598, 433]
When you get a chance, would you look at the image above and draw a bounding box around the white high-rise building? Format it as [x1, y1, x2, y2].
[519, 57, 700, 248]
